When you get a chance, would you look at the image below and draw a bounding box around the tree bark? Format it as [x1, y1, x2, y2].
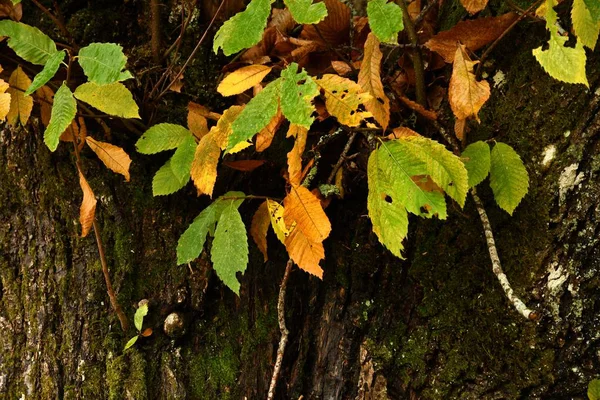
[1, 1, 600, 399]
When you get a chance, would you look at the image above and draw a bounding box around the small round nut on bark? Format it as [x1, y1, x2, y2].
[164, 312, 185, 338]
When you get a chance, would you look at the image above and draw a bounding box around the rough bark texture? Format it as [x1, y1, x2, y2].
[1, 1, 600, 399]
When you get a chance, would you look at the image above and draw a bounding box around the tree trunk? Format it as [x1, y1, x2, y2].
[1, 1, 600, 399]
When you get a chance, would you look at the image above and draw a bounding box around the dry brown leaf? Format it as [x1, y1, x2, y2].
[7, 66, 33, 126]
[0, 67, 11, 122]
[316, 74, 372, 127]
[269, 8, 296, 34]
[141, 328, 153, 337]
[60, 119, 79, 142]
[250, 201, 270, 262]
[449, 45, 490, 121]
[358, 33, 390, 131]
[256, 107, 283, 152]
[454, 118, 467, 142]
[386, 127, 421, 140]
[331, 61, 352, 75]
[35, 86, 54, 127]
[460, 0, 488, 14]
[412, 175, 443, 193]
[78, 168, 97, 237]
[190, 130, 221, 197]
[424, 12, 518, 63]
[187, 102, 209, 139]
[0, 0, 22, 21]
[188, 101, 221, 121]
[407, 0, 421, 19]
[169, 70, 184, 93]
[398, 95, 438, 120]
[217, 65, 272, 96]
[223, 159, 266, 171]
[301, 0, 351, 47]
[86, 136, 132, 181]
[283, 185, 331, 244]
[284, 227, 325, 278]
[286, 124, 308, 186]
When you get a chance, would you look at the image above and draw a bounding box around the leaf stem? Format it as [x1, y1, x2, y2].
[396, 0, 427, 106]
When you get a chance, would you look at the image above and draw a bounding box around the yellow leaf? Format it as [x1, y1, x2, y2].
[284, 228, 324, 278]
[267, 199, 290, 245]
[78, 168, 97, 237]
[316, 74, 372, 127]
[213, 105, 244, 150]
[284, 185, 331, 244]
[187, 102, 209, 139]
[251, 201, 270, 262]
[86, 136, 132, 181]
[386, 126, 420, 140]
[0, 67, 11, 122]
[286, 124, 308, 186]
[256, 107, 283, 152]
[35, 86, 54, 127]
[188, 101, 221, 121]
[217, 65, 272, 96]
[358, 33, 390, 130]
[460, 0, 488, 14]
[449, 44, 490, 121]
[7, 66, 33, 126]
[190, 130, 221, 197]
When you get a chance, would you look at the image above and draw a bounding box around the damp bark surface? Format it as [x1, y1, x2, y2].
[1, 0, 600, 399]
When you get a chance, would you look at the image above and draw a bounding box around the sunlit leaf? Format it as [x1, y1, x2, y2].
[170, 135, 197, 183]
[123, 335, 138, 351]
[316, 74, 371, 127]
[134, 303, 148, 331]
[44, 83, 76, 152]
[6, 66, 32, 126]
[0, 20, 57, 64]
[190, 130, 221, 197]
[74, 82, 140, 118]
[217, 64, 272, 96]
[78, 168, 97, 237]
[25, 50, 65, 95]
[449, 44, 490, 121]
[152, 158, 189, 196]
[572, 0, 599, 49]
[461, 140, 490, 188]
[86, 136, 132, 181]
[286, 124, 308, 186]
[280, 63, 319, 128]
[366, 0, 403, 44]
[136, 123, 193, 154]
[489, 142, 529, 215]
[284, 0, 327, 24]
[358, 33, 390, 130]
[77, 43, 133, 85]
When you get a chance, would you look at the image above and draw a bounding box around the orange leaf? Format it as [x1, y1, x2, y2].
[217, 65, 272, 96]
[460, 0, 488, 14]
[141, 328, 153, 337]
[78, 168, 97, 237]
[454, 118, 467, 142]
[214, 105, 245, 151]
[286, 124, 308, 186]
[283, 185, 331, 244]
[256, 107, 283, 152]
[223, 159, 266, 171]
[187, 102, 209, 140]
[284, 227, 324, 278]
[6, 66, 33, 126]
[190, 131, 221, 197]
[59, 119, 79, 142]
[86, 136, 132, 181]
[398, 95, 438, 120]
[358, 33, 390, 131]
[424, 12, 518, 63]
[448, 45, 490, 122]
[0, 67, 11, 122]
[386, 127, 420, 140]
[35, 86, 54, 127]
[0, 0, 22, 21]
[331, 61, 352, 76]
[250, 201, 270, 262]
[188, 101, 221, 121]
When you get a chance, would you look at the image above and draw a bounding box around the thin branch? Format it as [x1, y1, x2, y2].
[217, 195, 283, 202]
[396, 0, 427, 106]
[267, 259, 293, 400]
[414, 0, 437, 27]
[150, 0, 162, 64]
[326, 132, 357, 184]
[30, 0, 77, 49]
[471, 189, 538, 321]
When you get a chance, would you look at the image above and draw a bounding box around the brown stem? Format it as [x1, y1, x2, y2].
[267, 259, 293, 400]
[397, 0, 427, 106]
[326, 132, 357, 184]
[30, 0, 77, 49]
[150, 0, 162, 64]
[71, 132, 129, 331]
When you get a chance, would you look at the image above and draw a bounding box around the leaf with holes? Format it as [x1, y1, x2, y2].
[316, 74, 371, 127]
[280, 63, 319, 128]
[358, 33, 390, 130]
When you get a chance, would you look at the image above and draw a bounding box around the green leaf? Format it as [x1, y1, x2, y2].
[123, 335, 138, 351]
[284, 0, 328, 24]
[280, 63, 319, 128]
[461, 141, 491, 188]
[367, 148, 409, 258]
[170, 135, 197, 183]
[177, 205, 220, 264]
[533, 0, 588, 86]
[213, 0, 274, 56]
[134, 303, 148, 331]
[211, 199, 248, 294]
[12, 0, 21, 4]
[136, 123, 193, 154]
[44, 83, 76, 152]
[589, 379, 600, 400]
[489, 142, 529, 215]
[0, 20, 58, 65]
[572, 0, 599, 49]
[152, 158, 190, 196]
[25, 50, 65, 96]
[74, 82, 140, 118]
[584, 0, 600, 22]
[228, 79, 280, 151]
[77, 43, 133, 85]
[366, 0, 404, 44]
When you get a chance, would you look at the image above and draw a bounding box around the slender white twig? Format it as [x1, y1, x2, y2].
[267, 259, 293, 400]
[471, 188, 538, 320]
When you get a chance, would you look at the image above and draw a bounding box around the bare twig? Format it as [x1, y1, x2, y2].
[150, 0, 162, 64]
[30, 0, 77, 49]
[326, 132, 357, 184]
[267, 259, 293, 400]
[397, 0, 427, 107]
[414, 0, 437, 27]
[471, 188, 538, 320]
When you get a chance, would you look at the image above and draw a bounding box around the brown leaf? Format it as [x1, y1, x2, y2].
[386, 127, 421, 140]
[250, 201, 270, 262]
[7, 66, 33, 126]
[35, 86, 54, 127]
[78, 168, 97, 237]
[59, 119, 79, 142]
[268, 8, 296, 35]
[284, 228, 325, 278]
[454, 118, 467, 142]
[448, 45, 490, 121]
[187, 102, 209, 139]
[86, 136, 132, 181]
[0, 0, 22, 21]
[398, 95, 438, 120]
[331, 61, 352, 75]
[169, 70, 184, 93]
[424, 12, 518, 63]
[286, 124, 308, 186]
[217, 65, 272, 96]
[223, 159, 266, 171]
[141, 328, 153, 337]
[460, 0, 488, 14]
[188, 101, 221, 121]
[301, 0, 351, 47]
[256, 107, 283, 152]
[283, 185, 331, 244]
[190, 131, 221, 197]
[358, 33, 390, 131]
